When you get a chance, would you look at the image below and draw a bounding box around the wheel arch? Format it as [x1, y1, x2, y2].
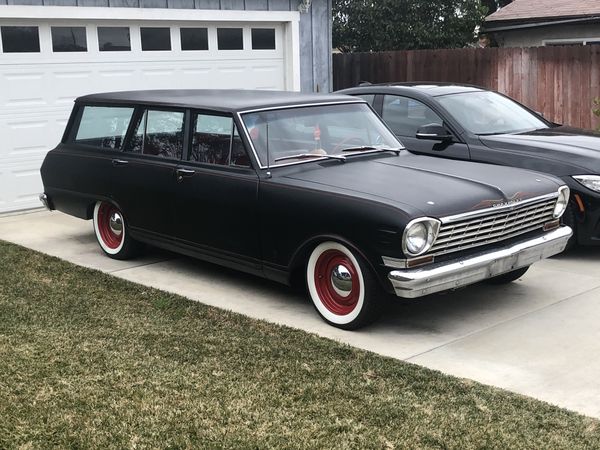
[287, 233, 392, 293]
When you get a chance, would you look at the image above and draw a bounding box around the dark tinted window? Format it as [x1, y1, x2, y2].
[75, 106, 135, 150]
[251, 28, 275, 50]
[98, 27, 131, 52]
[141, 27, 171, 51]
[217, 28, 243, 50]
[130, 110, 184, 160]
[51, 27, 87, 52]
[180, 28, 208, 51]
[381, 95, 443, 137]
[1, 26, 40, 53]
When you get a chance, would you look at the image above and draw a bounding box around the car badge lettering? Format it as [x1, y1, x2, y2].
[492, 198, 522, 208]
[472, 192, 532, 210]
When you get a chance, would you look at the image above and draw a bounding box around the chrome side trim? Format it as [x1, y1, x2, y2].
[439, 192, 559, 224]
[382, 256, 407, 269]
[388, 226, 572, 299]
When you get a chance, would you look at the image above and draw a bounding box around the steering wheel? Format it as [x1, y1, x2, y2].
[333, 136, 366, 153]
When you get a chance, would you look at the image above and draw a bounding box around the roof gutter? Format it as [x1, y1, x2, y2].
[482, 15, 600, 33]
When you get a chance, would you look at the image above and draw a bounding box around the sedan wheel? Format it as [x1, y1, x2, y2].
[306, 241, 381, 329]
[93, 201, 139, 259]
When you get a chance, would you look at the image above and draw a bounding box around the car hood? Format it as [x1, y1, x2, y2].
[479, 126, 600, 175]
[279, 153, 562, 218]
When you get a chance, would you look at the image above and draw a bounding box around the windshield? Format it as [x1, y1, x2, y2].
[437, 91, 549, 135]
[241, 103, 402, 167]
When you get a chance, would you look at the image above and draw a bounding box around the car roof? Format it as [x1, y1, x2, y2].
[340, 82, 486, 97]
[76, 89, 363, 113]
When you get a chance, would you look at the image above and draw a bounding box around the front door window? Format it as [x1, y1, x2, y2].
[381, 95, 444, 138]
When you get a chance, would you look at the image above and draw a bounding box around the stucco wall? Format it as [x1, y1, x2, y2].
[0, 0, 332, 92]
[494, 22, 600, 47]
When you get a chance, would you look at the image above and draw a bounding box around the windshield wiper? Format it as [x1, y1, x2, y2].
[274, 153, 346, 163]
[340, 146, 403, 155]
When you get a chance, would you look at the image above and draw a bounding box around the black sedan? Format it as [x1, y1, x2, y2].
[338, 83, 600, 247]
[40, 90, 571, 329]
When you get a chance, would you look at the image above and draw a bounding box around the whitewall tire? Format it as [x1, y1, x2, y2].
[306, 241, 381, 329]
[92, 201, 139, 260]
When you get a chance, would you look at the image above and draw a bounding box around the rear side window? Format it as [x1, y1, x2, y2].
[74, 106, 134, 150]
[129, 109, 185, 159]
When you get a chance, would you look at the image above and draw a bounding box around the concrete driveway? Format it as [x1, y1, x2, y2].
[1, 210, 599, 418]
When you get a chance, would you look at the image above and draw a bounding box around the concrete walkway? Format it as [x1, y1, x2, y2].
[1, 210, 599, 418]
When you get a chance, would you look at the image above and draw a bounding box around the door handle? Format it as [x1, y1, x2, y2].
[176, 168, 195, 182]
[112, 159, 129, 167]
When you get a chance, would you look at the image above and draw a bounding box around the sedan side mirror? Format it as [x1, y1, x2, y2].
[416, 124, 453, 141]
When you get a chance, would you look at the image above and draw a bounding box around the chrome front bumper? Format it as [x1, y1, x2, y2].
[388, 226, 572, 298]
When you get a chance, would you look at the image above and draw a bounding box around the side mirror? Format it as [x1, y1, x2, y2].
[416, 124, 453, 141]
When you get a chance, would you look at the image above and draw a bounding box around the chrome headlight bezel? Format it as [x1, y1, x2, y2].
[553, 185, 570, 219]
[572, 175, 600, 194]
[402, 217, 441, 257]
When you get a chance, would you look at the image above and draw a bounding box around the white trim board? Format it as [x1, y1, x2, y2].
[0, 5, 300, 24]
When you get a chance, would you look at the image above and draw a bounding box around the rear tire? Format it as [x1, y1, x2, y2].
[485, 266, 529, 285]
[306, 241, 382, 330]
[93, 201, 140, 260]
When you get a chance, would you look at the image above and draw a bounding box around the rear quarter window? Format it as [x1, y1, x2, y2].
[74, 106, 135, 150]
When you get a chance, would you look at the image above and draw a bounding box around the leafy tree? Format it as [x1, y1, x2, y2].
[481, 0, 512, 14]
[333, 0, 487, 52]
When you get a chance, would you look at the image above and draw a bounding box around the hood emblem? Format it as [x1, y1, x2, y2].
[472, 192, 532, 210]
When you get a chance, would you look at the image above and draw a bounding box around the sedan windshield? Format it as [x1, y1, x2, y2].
[437, 91, 549, 135]
[241, 103, 402, 167]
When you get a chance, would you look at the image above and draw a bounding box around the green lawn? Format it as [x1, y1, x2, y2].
[0, 240, 598, 449]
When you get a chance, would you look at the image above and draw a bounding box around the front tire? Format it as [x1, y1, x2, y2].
[93, 201, 140, 260]
[306, 241, 382, 330]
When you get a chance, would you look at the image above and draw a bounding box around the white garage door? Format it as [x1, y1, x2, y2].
[0, 8, 298, 213]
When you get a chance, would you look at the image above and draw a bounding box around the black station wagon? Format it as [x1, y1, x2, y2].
[40, 90, 572, 329]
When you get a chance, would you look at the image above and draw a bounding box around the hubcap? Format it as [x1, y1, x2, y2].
[331, 264, 352, 296]
[109, 212, 123, 236]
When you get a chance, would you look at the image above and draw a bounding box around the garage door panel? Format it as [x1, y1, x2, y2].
[0, 161, 45, 212]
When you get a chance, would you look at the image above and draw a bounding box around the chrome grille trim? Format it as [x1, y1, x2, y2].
[440, 192, 558, 224]
[430, 195, 557, 257]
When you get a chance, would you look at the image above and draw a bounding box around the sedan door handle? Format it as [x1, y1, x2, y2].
[176, 168, 195, 182]
[112, 159, 129, 167]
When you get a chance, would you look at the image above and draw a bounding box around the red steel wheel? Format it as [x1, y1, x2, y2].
[95, 202, 124, 251]
[307, 241, 381, 329]
[92, 201, 140, 259]
[314, 249, 361, 316]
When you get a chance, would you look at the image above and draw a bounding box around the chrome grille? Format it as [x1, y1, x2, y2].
[430, 197, 557, 256]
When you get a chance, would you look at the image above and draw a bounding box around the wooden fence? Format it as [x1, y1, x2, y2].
[333, 46, 600, 130]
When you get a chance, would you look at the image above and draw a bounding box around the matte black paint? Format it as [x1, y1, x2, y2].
[40, 90, 565, 293]
[340, 83, 600, 245]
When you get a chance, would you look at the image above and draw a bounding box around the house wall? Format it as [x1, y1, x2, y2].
[494, 22, 600, 47]
[0, 0, 332, 92]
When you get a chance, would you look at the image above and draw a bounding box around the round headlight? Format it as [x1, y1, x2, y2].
[402, 218, 441, 257]
[553, 186, 570, 218]
[406, 223, 428, 254]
